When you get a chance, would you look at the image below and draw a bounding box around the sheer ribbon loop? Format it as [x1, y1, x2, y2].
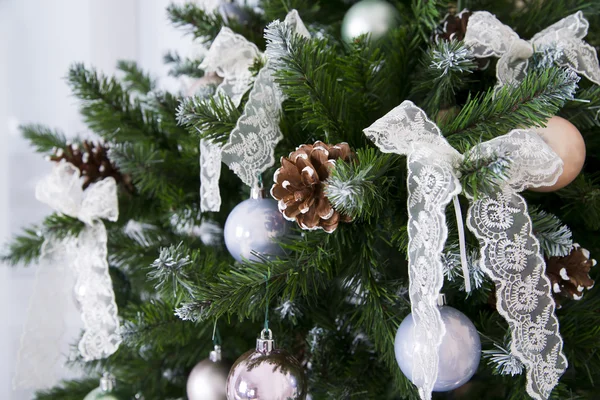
[465, 11, 600, 87]
[15, 162, 120, 389]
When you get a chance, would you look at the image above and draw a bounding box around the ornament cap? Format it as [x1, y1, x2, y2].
[250, 184, 266, 199]
[99, 372, 116, 392]
[256, 329, 275, 354]
[209, 344, 222, 362]
[437, 293, 447, 307]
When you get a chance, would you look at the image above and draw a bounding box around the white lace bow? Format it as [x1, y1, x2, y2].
[15, 162, 121, 389]
[196, 11, 310, 210]
[464, 11, 600, 87]
[364, 101, 567, 400]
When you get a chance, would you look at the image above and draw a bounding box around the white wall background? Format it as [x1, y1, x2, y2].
[0, 1, 205, 398]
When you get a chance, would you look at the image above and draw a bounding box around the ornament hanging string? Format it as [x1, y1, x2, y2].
[212, 320, 222, 347]
[452, 196, 471, 292]
[264, 267, 271, 331]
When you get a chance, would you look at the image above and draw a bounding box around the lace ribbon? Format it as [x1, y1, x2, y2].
[197, 27, 261, 211]
[465, 131, 568, 400]
[197, 10, 310, 201]
[15, 162, 120, 388]
[364, 102, 567, 400]
[464, 11, 600, 87]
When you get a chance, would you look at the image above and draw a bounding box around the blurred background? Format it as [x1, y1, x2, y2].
[0, 0, 215, 397]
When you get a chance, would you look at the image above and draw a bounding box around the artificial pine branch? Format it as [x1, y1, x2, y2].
[458, 146, 511, 199]
[442, 67, 579, 151]
[410, 40, 477, 115]
[117, 60, 156, 94]
[560, 85, 600, 129]
[67, 63, 171, 149]
[265, 23, 352, 143]
[166, 3, 265, 48]
[530, 206, 573, 257]
[108, 143, 186, 206]
[1, 214, 84, 265]
[163, 51, 204, 78]
[21, 124, 69, 154]
[557, 173, 600, 231]
[326, 149, 398, 221]
[177, 93, 241, 144]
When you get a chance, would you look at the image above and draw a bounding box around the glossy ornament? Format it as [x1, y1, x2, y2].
[341, 0, 401, 42]
[226, 329, 307, 400]
[187, 345, 229, 400]
[84, 373, 121, 400]
[530, 116, 586, 192]
[394, 305, 481, 392]
[224, 188, 289, 262]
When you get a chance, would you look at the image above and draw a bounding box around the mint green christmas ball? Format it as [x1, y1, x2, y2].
[341, 0, 401, 42]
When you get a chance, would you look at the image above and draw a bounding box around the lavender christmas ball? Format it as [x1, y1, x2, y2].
[394, 306, 481, 391]
[224, 197, 289, 262]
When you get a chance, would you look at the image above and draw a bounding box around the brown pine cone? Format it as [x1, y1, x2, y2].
[433, 9, 471, 42]
[546, 244, 596, 304]
[51, 141, 134, 193]
[271, 142, 353, 233]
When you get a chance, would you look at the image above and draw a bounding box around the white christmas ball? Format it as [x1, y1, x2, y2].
[394, 306, 481, 392]
[224, 197, 289, 262]
[341, 0, 401, 42]
[531, 116, 586, 192]
[186, 358, 229, 400]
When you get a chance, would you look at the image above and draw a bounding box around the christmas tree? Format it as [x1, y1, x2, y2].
[4, 0, 600, 399]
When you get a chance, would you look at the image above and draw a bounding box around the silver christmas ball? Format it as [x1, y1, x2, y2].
[341, 0, 401, 42]
[227, 330, 307, 400]
[187, 346, 229, 400]
[224, 194, 289, 262]
[84, 374, 121, 400]
[394, 306, 481, 392]
[218, 2, 249, 25]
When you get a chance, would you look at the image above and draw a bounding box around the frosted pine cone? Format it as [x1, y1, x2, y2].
[433, 9, 471, 42]
[271, 142, 353, 233]
[51, 141, 134, 193]
[546, 244, 596, 303]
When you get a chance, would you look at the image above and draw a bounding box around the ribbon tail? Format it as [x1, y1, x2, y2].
[200, 138, 223, 212]
[72, 223, 121, 360]
[452, 195, 471, 292]
[407, 149, 462, 399]
[14, 238, 78, 389]
[466, 189, 567, 399]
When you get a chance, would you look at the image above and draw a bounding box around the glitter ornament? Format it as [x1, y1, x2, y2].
[84, 373, 121, 400]
[341, 0, 401, 42]
[224, 187, 290, 262]
[531, 116, 586, 192]
[186, 345, 229, 400]
[226, 329, 307, 400]
[394, 298, 481, 392]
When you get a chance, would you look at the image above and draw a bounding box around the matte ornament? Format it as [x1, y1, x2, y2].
[341, 0, 401, 42]
[187, 345, 229, 400]
[394, 306, 481, 392]
[226, 330, 307, 400]
[530, 116, 585, 192]
[224, 190, 289, 262]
